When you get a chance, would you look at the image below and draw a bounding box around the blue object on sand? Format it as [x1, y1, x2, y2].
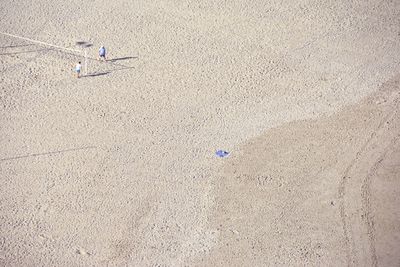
[216, 150, 230, 158]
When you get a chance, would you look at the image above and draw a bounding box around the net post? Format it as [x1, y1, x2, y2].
[84, 49, 88, 75]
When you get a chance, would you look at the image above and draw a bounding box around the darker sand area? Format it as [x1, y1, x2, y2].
[202, 76, 400, 266]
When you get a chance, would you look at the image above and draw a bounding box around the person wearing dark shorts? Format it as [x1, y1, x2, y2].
[75, 61, 82, 78]
[99, 45, 106, 61]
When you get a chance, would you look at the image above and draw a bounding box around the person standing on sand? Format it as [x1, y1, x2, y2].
[99, 45, 106, 61]
[75, 61, 82, 78]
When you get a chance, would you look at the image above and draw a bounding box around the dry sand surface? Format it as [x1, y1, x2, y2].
[1, 0, 400, 266]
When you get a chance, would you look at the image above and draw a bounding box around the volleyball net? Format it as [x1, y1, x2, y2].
[0, 31, 89, 75]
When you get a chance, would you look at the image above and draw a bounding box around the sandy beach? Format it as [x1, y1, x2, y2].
[1, 0, 399, 266]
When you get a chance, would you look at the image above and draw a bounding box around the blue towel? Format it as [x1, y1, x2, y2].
[216, 150, 229, 158]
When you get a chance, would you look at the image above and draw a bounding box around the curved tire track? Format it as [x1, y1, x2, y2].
[361, 131, 399, 267]
[338, 95, 399, 266]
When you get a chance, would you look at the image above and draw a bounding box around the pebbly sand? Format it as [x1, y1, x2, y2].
[0, 0, 399, 266]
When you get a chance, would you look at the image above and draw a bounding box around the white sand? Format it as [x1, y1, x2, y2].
[1, 0, 399, 266]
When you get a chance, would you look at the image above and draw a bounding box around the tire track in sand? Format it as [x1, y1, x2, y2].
[338, 94, 399, 266]
[360, 127, 399, 267]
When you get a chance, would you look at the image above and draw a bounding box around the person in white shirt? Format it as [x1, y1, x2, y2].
[75, 61, 82, 78]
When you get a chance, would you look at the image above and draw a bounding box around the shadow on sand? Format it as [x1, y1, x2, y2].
[76, 41, 93, 48]
[0, 146, 97, 162]
[109, 56, 137, 62]
[83, 72, 110, 78]
[0, 44, 34, 49]
[0, 48, 55, 55]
